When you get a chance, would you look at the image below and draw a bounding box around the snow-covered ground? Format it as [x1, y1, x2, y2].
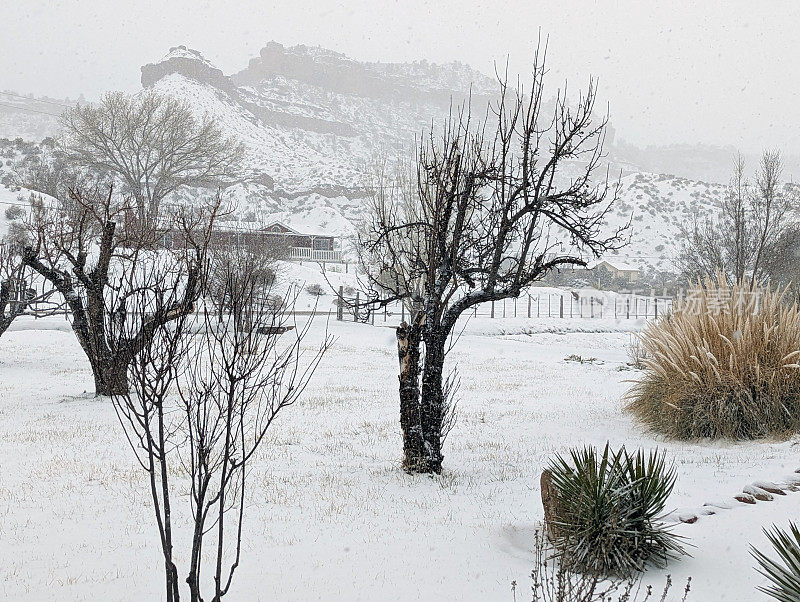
[1, 317, 798, 601]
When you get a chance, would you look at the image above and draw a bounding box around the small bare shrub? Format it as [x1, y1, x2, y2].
[513, 529, 691, 601]
[627, 275, 800, 439]
[306, 282, 325, 296]
[626, 335, 650, 370]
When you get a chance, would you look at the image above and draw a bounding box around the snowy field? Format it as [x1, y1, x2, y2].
[1, 316, 799, 601]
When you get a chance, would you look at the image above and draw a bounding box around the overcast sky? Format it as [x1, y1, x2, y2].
[2, 0, 798, 153]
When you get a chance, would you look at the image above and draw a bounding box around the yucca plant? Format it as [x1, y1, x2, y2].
[627, 274, 800, 439]
[751, 522, 800, 602]
[546, 443, 686, 577]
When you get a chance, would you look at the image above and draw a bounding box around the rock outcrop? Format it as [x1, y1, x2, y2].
[141, 46, 238, 97]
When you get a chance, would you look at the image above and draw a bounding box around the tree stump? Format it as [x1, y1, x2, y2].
[541, 469, 563, 541]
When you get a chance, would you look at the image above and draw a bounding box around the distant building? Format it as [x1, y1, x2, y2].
[586, 259, 640, 283]
[163, 220, 344, 263]
[257, 222, 341, 262]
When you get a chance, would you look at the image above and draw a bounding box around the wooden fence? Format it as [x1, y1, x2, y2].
[334, 288, 674, 325]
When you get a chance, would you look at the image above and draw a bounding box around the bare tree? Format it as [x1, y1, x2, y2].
[22, 186, 219, 395]
[111, 249, 331, 601]
[676, 151, 795, 284]
[0, 242, 55, 336]
[728, 155, 753, 283]
[357, 48, 625, 473]
[181, 279, 331, 602]
[751, 150, 791, 283]
[109, 257, 198, 602]
[62, 91, 244, 221]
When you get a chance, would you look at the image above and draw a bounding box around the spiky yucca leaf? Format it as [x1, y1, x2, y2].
[627, 274, 800, 440]
[547, 443, 686, 577]
[751, 522, 800, 602]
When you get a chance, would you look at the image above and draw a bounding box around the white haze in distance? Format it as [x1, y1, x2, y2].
[1, 0, 798, 154]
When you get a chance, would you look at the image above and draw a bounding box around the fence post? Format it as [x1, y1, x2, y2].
[355, 291, 360, 322]
[384, 305, 387, 321]
[402, 303, 405, 323]
[548, 295, 551, 317]
[503, 298, 506, 318]
[570, 296, 573, 318]
[491, 300, 495, 318]
[590, 297, 594, 318]
[634, 297, 638, 318]
[645, 299, 649, 318]
[337, 286, 344, 321]
[527, 295, 531, 318]
[655, 298, 658, 319]
[559, 295, 564, 318]
[537, 295, 540, 317]
[626, 298, 630, 319]
[514, 297, 517, 318]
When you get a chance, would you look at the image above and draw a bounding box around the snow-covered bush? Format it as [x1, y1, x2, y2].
[751, 522, 800, 602]
[306, 283, 325, 296]
[4, 204, 24, 221]
[545, 444, 685, 577]
[627, 276, 800, 439]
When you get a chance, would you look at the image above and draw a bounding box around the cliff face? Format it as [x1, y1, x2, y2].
[141, 46, 238, 96]
[232, 41, 494, 107]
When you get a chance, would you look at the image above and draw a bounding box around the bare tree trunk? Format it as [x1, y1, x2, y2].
[93, 354, 130, 396]
[418, 332, 446, 474]
[396, 318, 425, 472]
[0, 279, 23, 337]
[157, 403, 180, 602]
[187, 491, 207, 602]
[0, 316, 13, 337]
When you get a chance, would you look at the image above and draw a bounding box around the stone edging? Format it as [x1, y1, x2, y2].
[662, 468, 800, 525]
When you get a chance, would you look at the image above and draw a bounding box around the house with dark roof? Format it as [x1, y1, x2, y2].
[163, 221, 343, 263]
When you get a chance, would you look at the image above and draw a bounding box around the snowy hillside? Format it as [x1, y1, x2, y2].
[603, 172, 728, 273]
[139, 44, 737, 274]
[0, 91, 79, 141]
[136, 44, 503, 245]
[144, 44, 495, 195]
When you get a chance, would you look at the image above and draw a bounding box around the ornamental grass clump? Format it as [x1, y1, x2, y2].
[626, 275, 800, 440]
[546, 443, 686, 577]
